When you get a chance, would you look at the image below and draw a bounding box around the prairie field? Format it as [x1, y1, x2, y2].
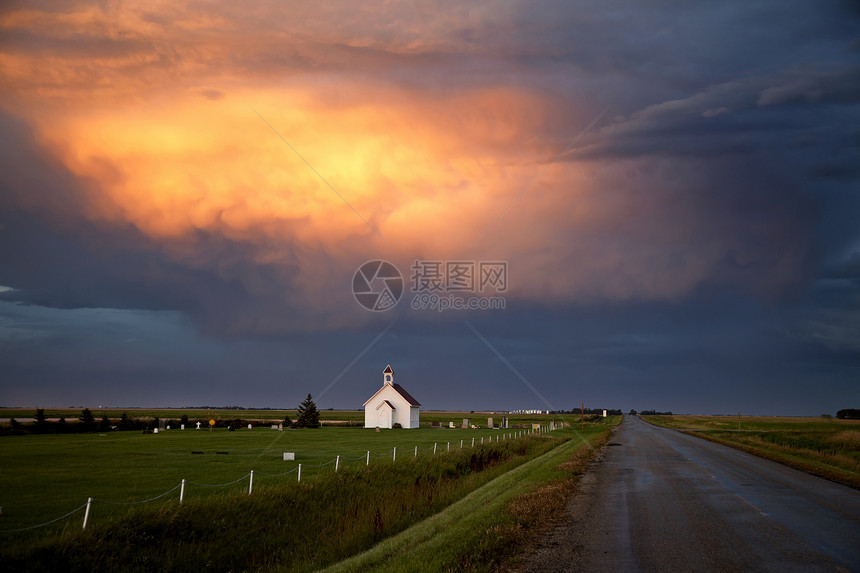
[0, 408, 559, 427]
[0, 414, 618, 572]
[642, 415, 860, 488]
[0, 423, 546, 531]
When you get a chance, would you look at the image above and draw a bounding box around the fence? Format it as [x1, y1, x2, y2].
[1, 425, 559, 533]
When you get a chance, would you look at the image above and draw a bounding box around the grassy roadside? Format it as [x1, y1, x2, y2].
[317, 419, 618, 572]
[642, 415, 860, 489]
[1, 430, 576, 572]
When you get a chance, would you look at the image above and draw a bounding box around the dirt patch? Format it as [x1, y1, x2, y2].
[502, 426, 617, 571]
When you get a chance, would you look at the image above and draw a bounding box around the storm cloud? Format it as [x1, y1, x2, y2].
[0, 0, 858, 414]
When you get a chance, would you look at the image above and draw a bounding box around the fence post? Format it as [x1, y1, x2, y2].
[335, 455, 340, 473]
[366, 451, 370, 466]
[248, 471, 254, 495]
[472, 437, 475, 447]
[298, 464, 302, 483]
[447, 442, 450, 452]
[433, 442, 437, 455]
[460, 439, 463, 449]
[180, 479, 186, 504]
[393, 447, 396, 462]
[481, 437, 484, 445]
[414, 446, 418, 458]
[82, 497, 92, 530]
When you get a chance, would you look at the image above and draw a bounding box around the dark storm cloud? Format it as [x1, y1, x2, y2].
[1, 0, 858, 413]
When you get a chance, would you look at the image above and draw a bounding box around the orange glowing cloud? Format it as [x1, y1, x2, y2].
[2, 1, 581, 275]
[1, 0, 813, 330]
[33, 83, 568, 258]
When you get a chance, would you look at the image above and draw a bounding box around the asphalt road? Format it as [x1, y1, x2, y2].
[519, 415, 860, 573]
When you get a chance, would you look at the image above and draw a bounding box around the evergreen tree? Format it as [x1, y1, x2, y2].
[296, 394, 320, 428]
[80, 408, 96, 431]
[34, 409, 47, 433]
[98, 414, 111, 431]
[119, 412, 131, 430]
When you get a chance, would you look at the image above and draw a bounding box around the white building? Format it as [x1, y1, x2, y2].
[363, 365, 421, 429]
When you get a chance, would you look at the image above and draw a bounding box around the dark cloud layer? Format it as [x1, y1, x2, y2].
[1, 1, 858, 414]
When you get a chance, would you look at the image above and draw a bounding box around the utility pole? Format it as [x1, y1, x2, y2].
[738, 411, 741, 431]
[581, 402, 584, 430]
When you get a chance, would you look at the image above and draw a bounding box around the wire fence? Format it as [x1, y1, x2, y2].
[1, 425, 559, 533]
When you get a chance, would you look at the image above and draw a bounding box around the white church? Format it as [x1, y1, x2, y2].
[363, 365, 421, 429]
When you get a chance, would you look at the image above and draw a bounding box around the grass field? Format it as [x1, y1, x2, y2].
[0, 417, 618, 572]
[0, 423, 566, 532]
[642, 415, 860, 488]
[0, 408, 561, 427]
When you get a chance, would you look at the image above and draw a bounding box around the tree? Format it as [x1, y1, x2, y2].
[836, 409, 860, 420]
[98, 414, 111, 431]
[296, 394, 320, 428]
[119, 412, 131, 430]
[283, 412, 292, 427]
[80, 408, 96, 431]
[34, 409, 47, 433]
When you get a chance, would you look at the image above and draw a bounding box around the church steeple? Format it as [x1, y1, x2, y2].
[383, 364, 393, 385]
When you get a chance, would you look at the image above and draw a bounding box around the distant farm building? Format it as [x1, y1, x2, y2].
[364, 365, 421, 429]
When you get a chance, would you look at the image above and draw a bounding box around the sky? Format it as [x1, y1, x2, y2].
[1, 0, 858, 415]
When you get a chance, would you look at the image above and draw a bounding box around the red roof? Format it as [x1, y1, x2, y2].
[392, 383, 421, 407]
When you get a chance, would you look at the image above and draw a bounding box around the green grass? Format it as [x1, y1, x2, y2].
[642, 415, 860, 488]
[318, 422, 616, 572]
[643, 414, 858, 432]
[0, 424, 611, 572]
[0, 425, 547, 534]
[0, 408, 362, 424]
[0, 408, 563, 427]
